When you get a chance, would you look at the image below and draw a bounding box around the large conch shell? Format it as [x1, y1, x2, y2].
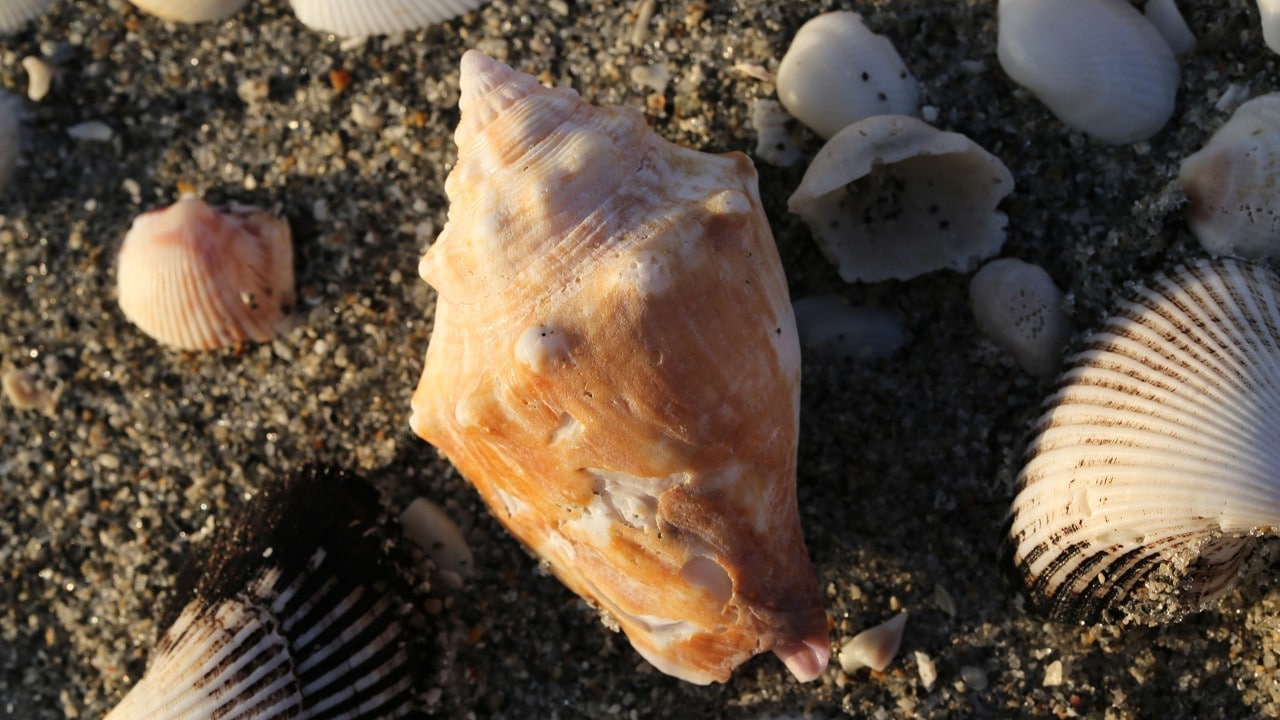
[409, 51, 830, 685]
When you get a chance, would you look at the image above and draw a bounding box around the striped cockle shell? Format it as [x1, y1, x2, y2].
[787, 114, 1013, 283]
[116, 195, 295, 350]
[0, 0, 55, 33]
[289, 0, 487, 37]
[997, 0, 1179, 144]
[126, 0, 249, 23]
[1004, 259, 1280, 624]
[409, 51, 829, 685]
[105, 465, 424, 719]
[1179, 93, 1280, 260]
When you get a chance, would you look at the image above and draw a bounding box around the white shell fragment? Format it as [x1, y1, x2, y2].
[1260, 0, 1280, 54]
[997, 0, 1179, 144]
[289, 0, 486, 37]
[792, 295, 907, 361]
[838, 611, 908, 673]
[969, 258, 1072, 377]
[788, 115, 1013, 283]
[0, 92, 21, 194]
[116, 195, 295, 350]
[0, 0, 55, 32]
[105, 466, 423, 720]
[399, 497, 473, 590]
[1005, 259, 1280, 624]
[127, 0, 249, 23]
[1144, 0, 1195, 55]
[21, 56, 53, 102]
[750, 98, 802, 168]
[1179, 93, 1280, 259]
[776, 11, 919, 140]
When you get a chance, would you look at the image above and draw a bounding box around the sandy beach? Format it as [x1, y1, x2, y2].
[3, 0, 1280, 717]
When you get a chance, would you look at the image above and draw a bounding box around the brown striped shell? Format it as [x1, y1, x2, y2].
[1004, 259, 1280, 624]
[105, 467, 424, 719]
[115, 196, 294, 350]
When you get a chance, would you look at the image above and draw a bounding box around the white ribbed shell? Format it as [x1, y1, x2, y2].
[116, 196, 294, 350]
[127, 0, 249, 22]
[289, 0, 485, 36]
[1005, 259, 1280, 624]
[775, 11, 920, 139]
[787, 114, 1013, 283]
[1179, 93, 1280, 259]
[997, 0, 1179, 144]
[0, 0, 54, 32]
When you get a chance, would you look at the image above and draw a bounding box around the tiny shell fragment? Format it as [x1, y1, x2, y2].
[838, 611, 908, 673]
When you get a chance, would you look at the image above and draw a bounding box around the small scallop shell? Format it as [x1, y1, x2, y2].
[787, 114, 1013, 283]
[289, 0, 486, 37]
[776, 11, 920, 139]
[1004, 259, 1280, 624]
[126, 0, 249, 23]
[1260, 0, 1280, 54]
[0, 0, 55, 33]
[997, 0, 1179, 144]
[969, 258, 1072, 377]
[411, 51, 829, 685]
[0, 92, 21, 194]
[105, 466, 424, 720]
[116, 195, 295, 350]
[1179, 93, 1280, 259]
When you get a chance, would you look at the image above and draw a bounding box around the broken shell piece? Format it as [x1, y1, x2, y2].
[792, 295, 906, 361]
[105, 465, 423, 720]
[969, 258, 1072, 377]
[116, 195, 295, 350]
[1144, 0, 1195, 55]
[410, 51, 829, 685]
[289, 0, 487, 37]
[22, 56, 53, 102]
[776, 11, 920, 139]
[838, 611, 908, 673]
[997, 0, 1179, 143]
[126, 0, 249, 23]
[0, 92, 20, 194]
[1005, 259, 1280, 624]
[0, 0, 55, 32]
[400, 497, 473, 591]
[1179, 93, 1280, 259]
[750, 98, 802, 168]
[2, 365, 60, 416]
[788, 115, 1013, 283]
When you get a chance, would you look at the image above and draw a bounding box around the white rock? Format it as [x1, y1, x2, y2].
[776, 11, 919, 139]
[968, 258, 1071, 377]
[1043, 659, 1065, 687]
[22, 56, 53, 102]
[838, 611, 908, 674]
[915, 651, 938, 691]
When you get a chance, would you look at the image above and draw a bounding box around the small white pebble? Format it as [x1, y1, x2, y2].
[22, 56, 53, 102]
[66, 120, 113, 142]
[237, 77, 270, 104]
[915, 651, 938, 691]
[1043, 659, 1065, 687]
[630, 63, 670, 93]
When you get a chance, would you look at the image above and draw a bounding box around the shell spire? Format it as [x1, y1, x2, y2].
[410, 50, 829, 685]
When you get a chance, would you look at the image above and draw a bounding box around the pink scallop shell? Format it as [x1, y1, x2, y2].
[116, 196, 294, 350]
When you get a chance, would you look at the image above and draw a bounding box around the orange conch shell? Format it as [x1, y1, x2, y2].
[409, 51, 829, 685]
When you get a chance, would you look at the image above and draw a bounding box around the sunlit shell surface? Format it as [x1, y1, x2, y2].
[0, 0, 55, 32]
[105, 466, 422, 719]
[997, 0, 1179, 144]
[1261, 0, 1280, 54]
[1005, 259, 1280, 624]
[127, 0, 249, 23]
[409, 51, 829, 685]
[290, 0, 486, 36]
[116, 195, 294, 350]
[1179, 93, 1280, 259]
[787, 114, 1013, 283]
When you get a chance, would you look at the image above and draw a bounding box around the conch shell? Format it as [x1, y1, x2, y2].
[409, 51, 829, 685]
